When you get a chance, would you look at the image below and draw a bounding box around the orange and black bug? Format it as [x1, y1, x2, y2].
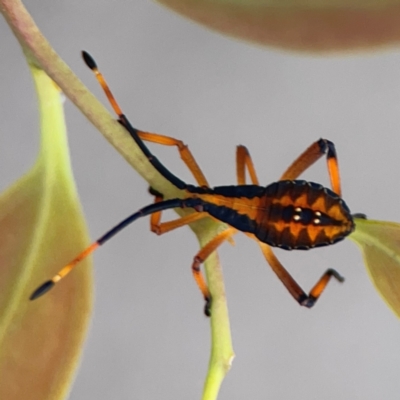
[30, 51, 357, 316]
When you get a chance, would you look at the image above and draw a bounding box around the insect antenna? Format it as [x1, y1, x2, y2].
[30, 198, 195, 300]
[81, 51, 187, 191]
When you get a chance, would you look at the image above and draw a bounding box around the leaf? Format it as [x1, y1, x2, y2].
[350, 217, 400, 318]
[0, 66, 92, 399]
[157, 0, 400, 51]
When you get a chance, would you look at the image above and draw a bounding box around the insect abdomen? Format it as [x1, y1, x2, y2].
[189, 181, 354, 250]
[255, 180, 354, 250]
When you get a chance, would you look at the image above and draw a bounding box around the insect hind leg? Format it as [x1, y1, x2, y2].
[300, 269, 344, 307]
[258, 242, 344, 308]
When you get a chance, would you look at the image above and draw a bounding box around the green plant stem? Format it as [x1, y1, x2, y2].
[0, 1, 234, 398]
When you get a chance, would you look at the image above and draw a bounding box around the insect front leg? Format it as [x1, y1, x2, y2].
[142, 132, 211, 235]
[138, 131, 209, 187]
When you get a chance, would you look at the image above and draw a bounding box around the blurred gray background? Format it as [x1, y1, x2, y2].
[2, 1, 400, 399]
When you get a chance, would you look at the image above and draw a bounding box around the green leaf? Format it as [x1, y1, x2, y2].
[0, 66, 92, 399]
[350, 217, 400, 318]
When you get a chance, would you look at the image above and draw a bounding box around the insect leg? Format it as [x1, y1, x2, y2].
[279, 139, 341, 196]
[139, 132, 209, 187]
[192, 227, 237, 316]
[82, 51, 187, 190]
[150, 203, 209, 235]
[82, 51, 212, 235]
[236, 145, 260, 185]
[237, 144, 344, 306]
[144, 133, 210, 234]
[257, 241, 344, 307]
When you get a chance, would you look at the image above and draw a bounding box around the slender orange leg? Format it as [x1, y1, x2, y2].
[82, 51, 211, 236]
[149, 178, 235, 241]
[138, 131, 209, 187]
[140, 130, 209, 233]
[143, 133, 210, 235]
[140, 132, 237, 316]
[148, 145, 236, 315]
[149, 188, 208, 235]
[145, 132, 233, 244]
[236, 145, 344, 308]
[236, 145, 260, 186]
[256, 241, 344, 307]
[279, 138, 341, 196]
[191, 227, 237, 316]
[83, 52, 207, 187]
[151, 210, 210, 235]
[149, 189, 165, 233]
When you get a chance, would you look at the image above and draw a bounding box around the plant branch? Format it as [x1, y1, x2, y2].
[0, 1, 234, 398]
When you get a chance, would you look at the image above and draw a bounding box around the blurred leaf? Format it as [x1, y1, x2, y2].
[157, 0, 400, 51]
[0, 66, 92, 399]
[350, 218, 400, 318]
